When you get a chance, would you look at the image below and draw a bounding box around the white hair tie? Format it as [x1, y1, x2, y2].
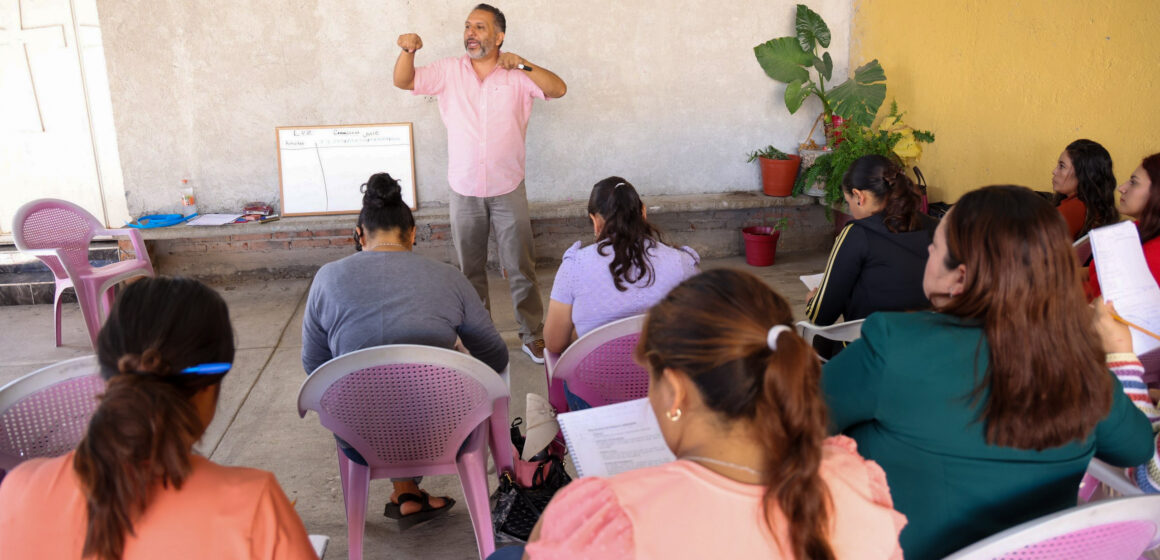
[767, 325, 792, 351]
[614, 182, 626, 189]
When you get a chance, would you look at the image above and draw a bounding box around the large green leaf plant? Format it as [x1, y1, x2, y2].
[754, 5, 887, 129]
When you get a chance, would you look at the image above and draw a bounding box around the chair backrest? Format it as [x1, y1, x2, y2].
[943, 495, 1160, 560]
[297, 345, 508, 468]
[0, 356, 105, 471]
[12, 199, 104, 279]
[550, 314, 648, 408]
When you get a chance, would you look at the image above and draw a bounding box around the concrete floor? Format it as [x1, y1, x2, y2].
[0, 251, 828, 560]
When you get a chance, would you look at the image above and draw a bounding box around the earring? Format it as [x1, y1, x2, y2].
[665, 408, 682, 422]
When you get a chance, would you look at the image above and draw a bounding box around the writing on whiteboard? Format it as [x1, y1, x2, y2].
[276, 123, 417, 216]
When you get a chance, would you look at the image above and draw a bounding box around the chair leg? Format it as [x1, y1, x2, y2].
[77, 283, 106, 349]
[53, 285, 66, 347]
[338, 450, 369, 560]
[457, 431, 496, 560]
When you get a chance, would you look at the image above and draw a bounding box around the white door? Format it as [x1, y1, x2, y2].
[0, 0, 128, 235]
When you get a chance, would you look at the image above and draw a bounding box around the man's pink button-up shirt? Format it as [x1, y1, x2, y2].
[413, 54, 547, 198]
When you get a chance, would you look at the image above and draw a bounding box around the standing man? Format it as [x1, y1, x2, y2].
[394, 4, 566, 363]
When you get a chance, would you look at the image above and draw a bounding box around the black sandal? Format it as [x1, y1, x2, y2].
[383, 492, 456, 530]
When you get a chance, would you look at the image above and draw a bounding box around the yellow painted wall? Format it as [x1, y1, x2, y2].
[852, 0, 1160, 202]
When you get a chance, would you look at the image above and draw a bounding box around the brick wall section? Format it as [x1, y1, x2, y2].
[140, 202, 835, 281]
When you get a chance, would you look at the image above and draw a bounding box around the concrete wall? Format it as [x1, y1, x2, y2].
[852, 0, 1160, 203]
[96, 0, 853, 215]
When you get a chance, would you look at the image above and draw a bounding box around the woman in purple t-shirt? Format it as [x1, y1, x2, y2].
[544, 177, 699, 354]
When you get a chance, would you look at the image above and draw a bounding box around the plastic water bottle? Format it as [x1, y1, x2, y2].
[180, 179, 197, 217]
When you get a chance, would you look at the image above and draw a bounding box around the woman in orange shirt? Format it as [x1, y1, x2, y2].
[0, 277, 315, 560]
[495, 270, 905, 560]
[1052, 138, 1118, 240]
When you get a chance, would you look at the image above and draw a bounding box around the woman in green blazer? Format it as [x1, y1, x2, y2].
[823, 185, 1153, 560]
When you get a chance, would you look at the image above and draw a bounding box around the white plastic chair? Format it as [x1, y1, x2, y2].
[297, 345, 513, 560]
[794, 319, 866, 363]
[0, 356, 104, 478]
[545, 314, 648, 413]
[943, 494, 1160, 559]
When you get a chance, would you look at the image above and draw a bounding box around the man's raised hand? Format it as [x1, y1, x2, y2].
[397, 33, 423, 53]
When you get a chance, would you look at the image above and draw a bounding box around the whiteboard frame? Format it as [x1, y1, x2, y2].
[275, 122, 418, 217]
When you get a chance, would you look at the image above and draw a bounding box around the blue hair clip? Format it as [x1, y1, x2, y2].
[181, 363, 232, 375]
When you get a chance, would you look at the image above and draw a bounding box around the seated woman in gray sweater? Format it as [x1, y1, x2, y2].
[301, 172, 508, 528]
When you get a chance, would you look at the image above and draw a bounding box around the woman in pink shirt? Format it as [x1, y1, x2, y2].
[495, 269, 905, 559]
[0, 277, 315, 560]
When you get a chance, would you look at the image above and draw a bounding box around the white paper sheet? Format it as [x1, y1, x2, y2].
[1091, 221, 1160, 355]
[556, 398, 675, 478]
[186, 213, 244, 226]
[801, 273, 825, 291]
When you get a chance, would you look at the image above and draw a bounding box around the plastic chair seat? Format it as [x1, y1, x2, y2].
[297, 345, 513, 560]
[546, 314, 648, 413]
[944, 494, 1160, 559]
[0, 356, 104, 480]
[794, 319, 866, 363]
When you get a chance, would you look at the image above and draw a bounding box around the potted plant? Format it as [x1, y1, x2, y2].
[742, 216, 789, 267]
[753, 4, 887, 145]
[747, 145, 801, 197]
[794, 102, 935, 210]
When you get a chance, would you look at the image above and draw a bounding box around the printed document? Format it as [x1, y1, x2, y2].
[557, 398, 675, 478]
[1091, 221, 1160, 355]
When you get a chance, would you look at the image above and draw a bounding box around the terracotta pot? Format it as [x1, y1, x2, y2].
[742, 226, 782, 267]
[759, 155, 801, 197]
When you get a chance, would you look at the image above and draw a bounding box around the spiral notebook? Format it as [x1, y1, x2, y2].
[556, 398, 676, 478]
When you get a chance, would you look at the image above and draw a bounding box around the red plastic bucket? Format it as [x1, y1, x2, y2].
[742, 227, 781, 267]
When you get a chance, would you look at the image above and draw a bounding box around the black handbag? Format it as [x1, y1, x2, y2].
[491, 419, 572, 543]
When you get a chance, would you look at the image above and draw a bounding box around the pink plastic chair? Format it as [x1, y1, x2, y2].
[545, 314, 648, 413]
[0, 356, 104, 482]
[13, 199, 154, 348]
[296, 345, 514, 560]
[943, 495, 1160, 559]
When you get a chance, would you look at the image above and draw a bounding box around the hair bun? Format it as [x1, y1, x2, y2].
[362, 173, 404, 209]
[117, 349, 169, 376]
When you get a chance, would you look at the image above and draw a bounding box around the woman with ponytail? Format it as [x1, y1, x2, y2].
[805, 155, 938, 329]
[823, 185, 1153, 559]
[1052, 138, 1119, 240]
[507, 269, 905, 560]
[544, 177, 698, 354]
[301, 172, 507, 526]
[0, 277, 315, 559]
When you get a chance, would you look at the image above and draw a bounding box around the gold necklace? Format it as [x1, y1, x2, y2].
[680, 455, 763, 475]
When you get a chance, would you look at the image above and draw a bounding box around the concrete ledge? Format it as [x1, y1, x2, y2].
[130, 191, 817, 240]
[134, 191, 833, 281]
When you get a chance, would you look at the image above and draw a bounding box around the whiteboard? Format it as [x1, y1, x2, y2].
[276, 123, 417, 216]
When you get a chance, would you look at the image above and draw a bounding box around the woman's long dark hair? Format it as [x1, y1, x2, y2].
[76, 277, 235, 560]
[636, 269, 834, 560]
[358, 173, 414, 236]
[588, 177, 664, 291]
[939, 186, 1110, 449]
[1056, 139, 1118, 239]
[840, 155, 923, 233]
[1132, 153, 1160, 243]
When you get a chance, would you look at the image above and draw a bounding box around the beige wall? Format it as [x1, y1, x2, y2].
[852, 0, 1160, 203]
[97, 0, 853, 215]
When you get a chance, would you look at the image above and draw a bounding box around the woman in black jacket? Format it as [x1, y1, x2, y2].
[805, 155, 938, 327]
